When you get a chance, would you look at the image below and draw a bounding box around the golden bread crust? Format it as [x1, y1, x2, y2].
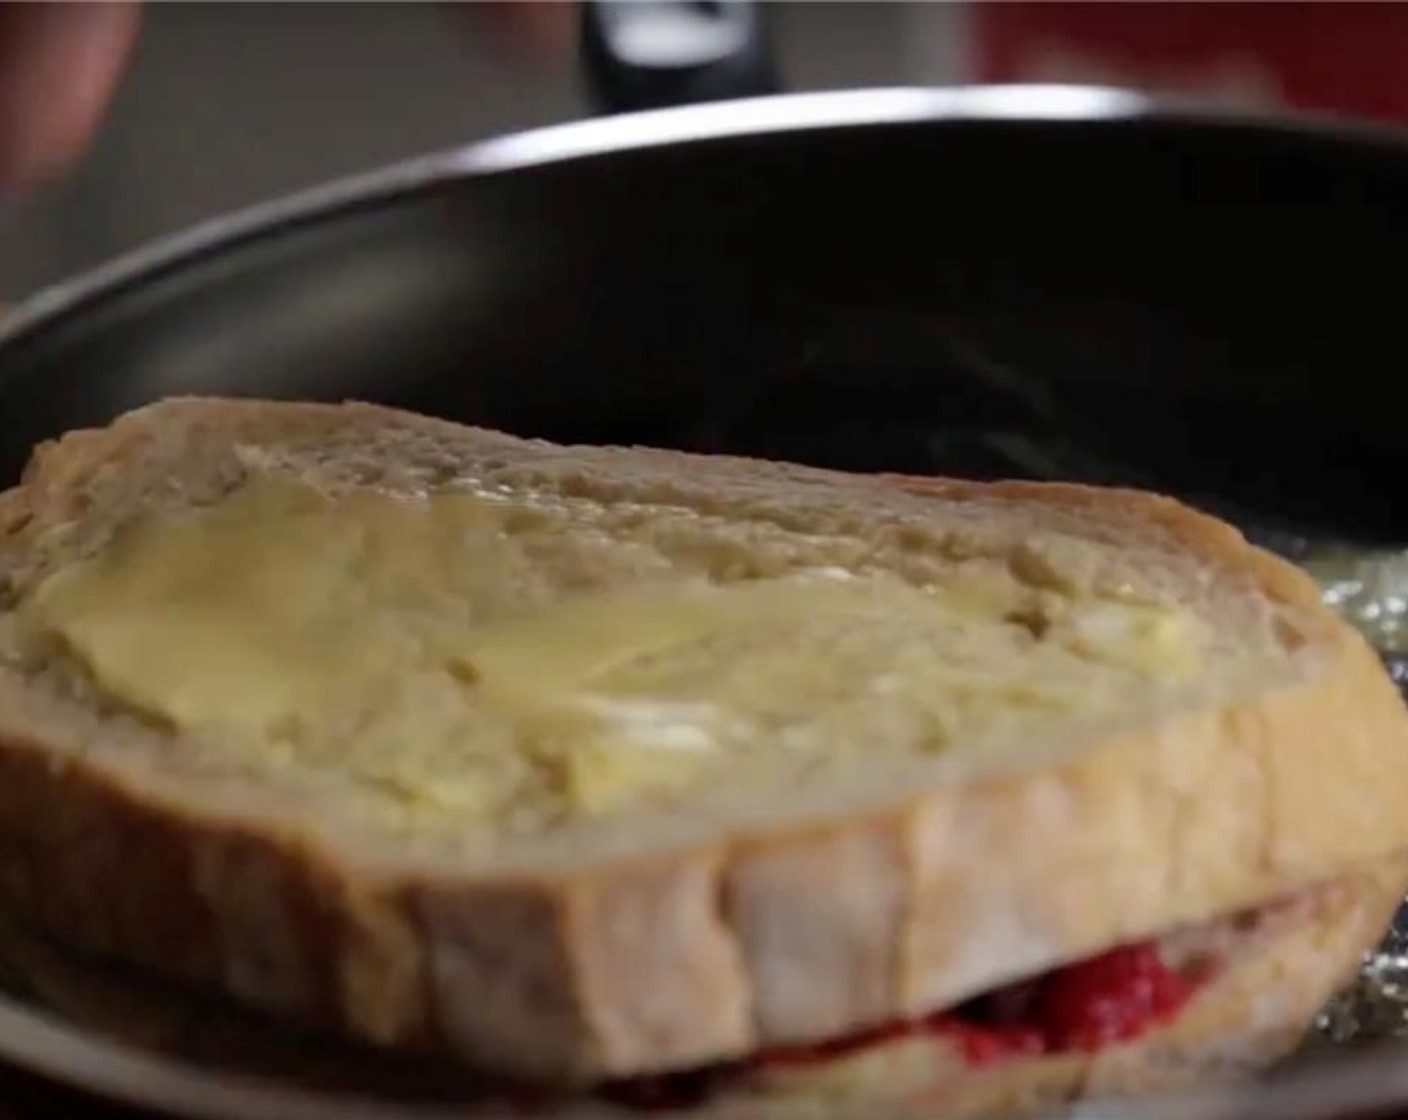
[0, 857, 1398, 1119]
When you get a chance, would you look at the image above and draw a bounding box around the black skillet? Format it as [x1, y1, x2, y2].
[2, 4, 1408, 1119]
[0, 0, 1406, 557]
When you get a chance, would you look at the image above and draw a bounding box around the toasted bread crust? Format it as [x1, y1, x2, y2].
[0, 399, 1405, 1083]
[736, 855, 1408, 1120]
[0, 856, 1398, 1119]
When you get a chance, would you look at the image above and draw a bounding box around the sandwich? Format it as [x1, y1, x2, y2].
[0, 397, 1404, 1118]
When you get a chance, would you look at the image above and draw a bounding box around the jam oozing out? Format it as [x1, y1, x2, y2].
[599, 941, 1201, 1112]
[1034, 942, 1196, 1050]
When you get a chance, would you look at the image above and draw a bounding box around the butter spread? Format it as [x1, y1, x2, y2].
[13, 479, 1209, 830]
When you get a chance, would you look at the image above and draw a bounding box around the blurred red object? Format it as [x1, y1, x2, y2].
[972, 2, 1408, 125]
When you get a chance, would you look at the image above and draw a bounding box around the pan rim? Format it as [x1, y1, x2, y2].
[2, 82, 1408, 362]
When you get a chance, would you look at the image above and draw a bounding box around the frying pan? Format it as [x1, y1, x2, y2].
[3, 3, 1408, 1118]
[1, 5, 1407, 551]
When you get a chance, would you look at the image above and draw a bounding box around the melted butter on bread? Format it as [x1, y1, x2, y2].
[13, 478, 1210, 828]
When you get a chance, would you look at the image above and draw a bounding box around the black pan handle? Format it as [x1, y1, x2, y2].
[580, 0, 781, 114]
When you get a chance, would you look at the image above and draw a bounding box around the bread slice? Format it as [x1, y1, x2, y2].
[0, 856, 1398, 1119]
[0, 397, 1404, 1085]
[733, 856, 1407, 1120]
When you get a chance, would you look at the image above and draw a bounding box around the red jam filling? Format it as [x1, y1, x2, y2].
[599, 941, 1203, 1112]
[1033, 941, 1197, 1050]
